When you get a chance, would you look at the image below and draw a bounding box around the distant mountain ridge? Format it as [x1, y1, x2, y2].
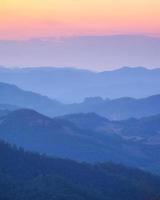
[0, 35, 160, 71]
[0, 66, 160, 102]
[1, 81, 160, 120]
[66, 94, 160, 120]
[0, 82, 64, 116]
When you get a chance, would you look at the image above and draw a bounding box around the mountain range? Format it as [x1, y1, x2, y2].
[0, 66, 160, 102]
[1, 81, 160, 120]
[63, 95, 160, 120]
[1, 109, 160, 174]
[1, 37, 160, 200]
[58, 112, 160, 145]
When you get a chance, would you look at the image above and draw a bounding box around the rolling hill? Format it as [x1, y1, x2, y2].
[58, 112, 160, 144]
[0, 109, 160, 174]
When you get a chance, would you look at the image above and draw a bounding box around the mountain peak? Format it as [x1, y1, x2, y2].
[2, 109, 51, 124]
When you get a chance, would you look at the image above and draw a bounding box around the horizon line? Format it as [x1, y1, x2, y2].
[0, 65, 160, 73]
[0, 34, 160, 42]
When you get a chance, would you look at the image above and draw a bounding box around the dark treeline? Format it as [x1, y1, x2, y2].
[0, 140, 160, 200]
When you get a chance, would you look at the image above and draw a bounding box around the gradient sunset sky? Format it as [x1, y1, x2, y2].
[0, 0, 160, 39]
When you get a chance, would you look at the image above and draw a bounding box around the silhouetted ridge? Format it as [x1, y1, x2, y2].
[5, 109, 51, 121]
[0, 66, 160, 102]
[65, 94, 160, 120]
[57, 112, 110, 130]
[0, 82, 64, 116]
[1, 109, 160, 173]
[1, 81, 160, 119]
[0, 140, 160, 200]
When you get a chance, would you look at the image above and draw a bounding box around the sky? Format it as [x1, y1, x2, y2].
[0, 0, 160, 70]
[0, 0, 160, 39]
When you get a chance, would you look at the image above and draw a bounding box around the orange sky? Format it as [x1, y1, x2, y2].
[0, 0, 160, 39]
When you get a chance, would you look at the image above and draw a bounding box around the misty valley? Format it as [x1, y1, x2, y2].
[1, 0, 160, 197]
[0, 67, 160, 200]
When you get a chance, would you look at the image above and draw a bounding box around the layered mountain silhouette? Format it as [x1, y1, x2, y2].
[1, 81, 160, 120]
[58, 112, 160, 144]
[63, 95, 160, 120]
[1, 140, 160, 200]
[1, 109, 160, 174]
[0, 82, 63, 116]
[1, 38, 160, 200]
[0, 66, 160, 102]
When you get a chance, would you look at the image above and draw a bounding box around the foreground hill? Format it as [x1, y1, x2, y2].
[1, 109, 160, 174]
[0, 140, 160, 200]
[0, 66, 160, 102]
[1, 81, 160, 120]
